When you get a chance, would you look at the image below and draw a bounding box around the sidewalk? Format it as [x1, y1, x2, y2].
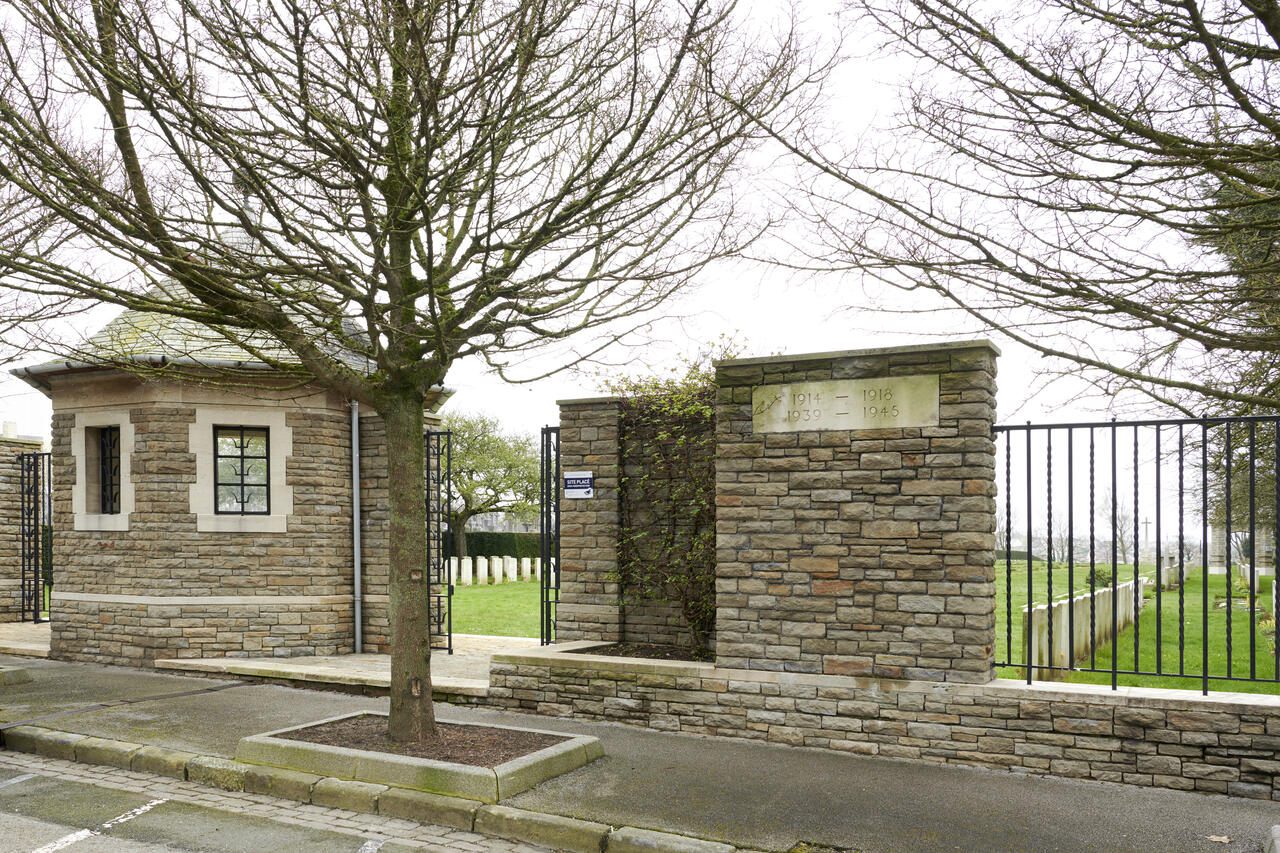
[2, 654, 1278, 852]
[0, 624, 530, 695]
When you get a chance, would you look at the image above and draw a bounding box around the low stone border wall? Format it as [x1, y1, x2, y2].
[52, 597, 353, 665]
[488, 643, 1280, 802]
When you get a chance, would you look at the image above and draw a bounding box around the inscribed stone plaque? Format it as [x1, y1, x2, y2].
[751, 374, 940, 433]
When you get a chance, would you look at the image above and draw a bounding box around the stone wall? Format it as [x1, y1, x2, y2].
[48, 372, 356, 664]
[714, 343, 999, 682]
[523, 338, 1280, 802]
[489, 646, 1280, 802]
[356, 411, 390, 652]
[555, 396, 718, 648]
[553, 399, 623, 643]
[616, 393, 716, 650]
[0, 436, 45, 621]
[356, 407, 446, 654]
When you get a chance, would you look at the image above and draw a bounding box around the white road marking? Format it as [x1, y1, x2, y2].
[29, 798, 167, 853]
[0, 773, 35, 789]
[357, 841, 385, 853]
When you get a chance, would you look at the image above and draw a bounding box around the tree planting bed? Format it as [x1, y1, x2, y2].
[235, 711, 603, 803]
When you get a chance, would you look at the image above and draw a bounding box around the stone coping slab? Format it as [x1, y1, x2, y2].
[234, 711, 603, 803]
[494, 643, 1280, 714]
[493, 641, 715, 678]
[153, 657, 487, 697]
[714, 338, 1001, 367]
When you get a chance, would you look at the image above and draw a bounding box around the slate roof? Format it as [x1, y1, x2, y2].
[11, 286, 456, 409]
[16, 285, 374, 378]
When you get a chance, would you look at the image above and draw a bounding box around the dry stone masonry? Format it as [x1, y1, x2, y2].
[487, 647, 1280, 802]
[522, 339, 1280, 802]
[37, 368, 445, 666]
[714, 343, 999, 682]
[553, 399, 624, 643]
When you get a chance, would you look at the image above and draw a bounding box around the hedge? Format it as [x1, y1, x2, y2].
[446, 531, 540, 559]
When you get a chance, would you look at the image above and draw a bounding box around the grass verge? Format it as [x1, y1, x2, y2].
[449, 580, 539, 638]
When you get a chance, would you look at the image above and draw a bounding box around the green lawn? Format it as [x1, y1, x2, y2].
[449, 580, 540, 638]
[993, 559, 1111, 664]
[997, 567, 1280, 694]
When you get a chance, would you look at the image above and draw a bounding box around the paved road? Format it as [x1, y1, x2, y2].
[0, 753, 544, 853]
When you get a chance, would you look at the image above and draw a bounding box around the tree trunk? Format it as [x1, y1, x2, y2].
[381, 389, 439, 744]
[451, 521, 468, 561]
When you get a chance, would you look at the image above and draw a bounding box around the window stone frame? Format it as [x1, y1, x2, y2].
[72, 411, 135, 532]
[189, 406, 292, 533]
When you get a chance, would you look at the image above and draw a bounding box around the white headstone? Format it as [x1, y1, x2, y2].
[504, 556, 517, 582]
[520, 557, 532, 581]
[459, 557, 473, 586]
[476, 556, 489, 585]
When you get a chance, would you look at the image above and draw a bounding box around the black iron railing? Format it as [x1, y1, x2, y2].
[19, 451, 51, 623]
[993, 415, 1280, 694]
[539, 426, 560, 645]
[424, 428, 452, 654]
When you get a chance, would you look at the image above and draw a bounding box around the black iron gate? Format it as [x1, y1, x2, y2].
[539, 426, 560, 645]
[18, 451, 51, 624]
[425, 429, 452, 654]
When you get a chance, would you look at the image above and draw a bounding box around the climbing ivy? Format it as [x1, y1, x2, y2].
[605, 355, 721, 654]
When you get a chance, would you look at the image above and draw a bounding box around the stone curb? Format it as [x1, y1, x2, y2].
[75, 735, 141, 770]
[606, 826, 736, 853]
[0, 666, 31, 685]
[234, 710, 602, 804]
[0, 725, 746, 852]
[475, 803, 610, 853]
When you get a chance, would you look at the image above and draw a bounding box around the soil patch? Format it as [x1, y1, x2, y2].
[573, 641, 713, 662]
[283, 715, 568, 767]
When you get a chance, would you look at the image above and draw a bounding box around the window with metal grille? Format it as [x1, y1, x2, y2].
[213, 426, 270, 515]
[86, 425, 121, 514]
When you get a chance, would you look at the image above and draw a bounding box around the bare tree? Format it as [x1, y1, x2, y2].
[0, 0, 814, 742]
[1098, 487, 1135, 565]
[756, 0, 1280, 411]
[443, 412, 538, 561]
[1050, 514, 1075, 569]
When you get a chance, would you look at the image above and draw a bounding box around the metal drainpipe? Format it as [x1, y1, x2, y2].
[351, 400, 363, 653]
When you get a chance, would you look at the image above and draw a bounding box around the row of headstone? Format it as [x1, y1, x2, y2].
[447, 556, 541, 586]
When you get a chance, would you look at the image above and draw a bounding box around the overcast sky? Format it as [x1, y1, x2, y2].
[0, 1, 1138, 442]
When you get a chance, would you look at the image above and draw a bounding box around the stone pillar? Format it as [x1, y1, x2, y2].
[554, 398, 623, 643]
[714, 342, 999, 683]
[0, 436, 45, 621]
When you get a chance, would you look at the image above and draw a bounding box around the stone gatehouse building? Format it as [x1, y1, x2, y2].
[12, 302, 447, 666]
